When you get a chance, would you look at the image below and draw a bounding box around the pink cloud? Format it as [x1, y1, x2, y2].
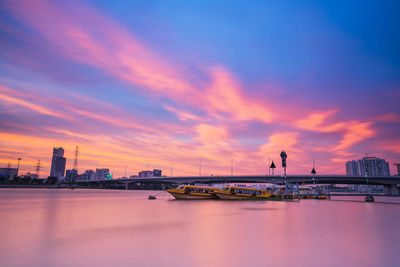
[0, 86, 68, 119]
[259, 132, 299, 155]
[372, 113, 400, 123]
[3, 0, 281, 125]
[205, 67, 275, 123]
[295, 111, 375, 156]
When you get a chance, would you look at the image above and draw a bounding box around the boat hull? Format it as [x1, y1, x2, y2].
[168, 192, 217, 200]
[215, 193, 279, 200]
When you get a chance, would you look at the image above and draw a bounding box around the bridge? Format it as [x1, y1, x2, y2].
[76, 175, 400, 195]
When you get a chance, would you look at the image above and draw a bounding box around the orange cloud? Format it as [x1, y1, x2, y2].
[295, 110, 337, 129]
[259, 132, 299, 156]
[195, 124, 229, 145]
[295, 111, 375, 155]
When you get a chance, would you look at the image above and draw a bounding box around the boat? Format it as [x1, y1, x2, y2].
[298, 187, 328, 199]
[167, 185, 219, 199]
[276, 186, 328, 199]
[214, 186, 280, 200]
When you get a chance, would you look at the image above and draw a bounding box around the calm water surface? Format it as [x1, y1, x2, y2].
[1, 189, 400, 267]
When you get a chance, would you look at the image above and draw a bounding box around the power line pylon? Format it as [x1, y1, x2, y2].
[73, 146, 79, 171]
[35, 159, 41, 178]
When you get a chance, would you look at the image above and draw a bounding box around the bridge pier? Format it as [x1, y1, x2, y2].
[125, 182, 136, 190]
[384, 185, 400, 196]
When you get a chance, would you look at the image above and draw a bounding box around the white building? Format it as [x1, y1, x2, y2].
[346, 156, 390, 176]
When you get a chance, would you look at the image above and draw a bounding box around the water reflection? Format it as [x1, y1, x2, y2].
[0, 189, 399, 267]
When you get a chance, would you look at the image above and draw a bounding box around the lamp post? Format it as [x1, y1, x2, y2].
[230, 159, 233, 177]
[199, 160, 202, 176]
[17, 158, 22, 177]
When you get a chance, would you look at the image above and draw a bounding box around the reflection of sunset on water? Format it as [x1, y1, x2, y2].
[1, 189, 399, 266]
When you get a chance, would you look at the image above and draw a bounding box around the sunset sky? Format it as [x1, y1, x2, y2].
[0, 0, 399, 177]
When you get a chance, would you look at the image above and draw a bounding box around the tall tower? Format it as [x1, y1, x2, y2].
[73, 146, 79, 171]
[35, 159, 41, 178]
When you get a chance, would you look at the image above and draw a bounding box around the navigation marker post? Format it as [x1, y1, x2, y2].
[311, 167, 317, 197]
[280, 151, 288, 199]
[270, 161, 276, 185]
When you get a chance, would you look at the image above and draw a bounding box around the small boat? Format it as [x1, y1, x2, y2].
[299, 187, 328, 199]
[214, 186, 279, 200]
[167, 185, 219, 200]
[148, 195, 156, 200]
[277, 186, 328, 200]
[365, 195, 375, 202]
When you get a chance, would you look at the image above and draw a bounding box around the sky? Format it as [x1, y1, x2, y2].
[0, 0, 399, 177]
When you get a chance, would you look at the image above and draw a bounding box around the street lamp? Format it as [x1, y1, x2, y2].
[17, 158, 22, 177]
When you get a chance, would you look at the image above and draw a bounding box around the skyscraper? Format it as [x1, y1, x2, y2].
[346, 160, 359, 176]
[346, 156, 390, 176]
[50, 147, 66, 179]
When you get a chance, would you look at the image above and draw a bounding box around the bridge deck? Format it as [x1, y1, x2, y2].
[77, 175, 400, 185]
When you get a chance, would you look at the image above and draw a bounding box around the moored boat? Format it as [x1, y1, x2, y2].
[167, 185, 219, 199]
[214, 186, 280, 200]
[277, 186, 328, 199]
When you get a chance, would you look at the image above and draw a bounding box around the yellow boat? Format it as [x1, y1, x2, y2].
[167, 185, 219, 199]
[214, 186, 279, 200]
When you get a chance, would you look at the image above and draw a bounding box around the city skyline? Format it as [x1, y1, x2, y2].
[1, 146, 399, 178]
[1, 0, 399, 176]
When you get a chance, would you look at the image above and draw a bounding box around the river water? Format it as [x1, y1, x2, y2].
[0, 188, 399, 267]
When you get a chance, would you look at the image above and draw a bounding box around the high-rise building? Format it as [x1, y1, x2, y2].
[95, 168, 111, 180]
[346, 160, 359, 176]
[50, 147, 66, 179]
[346, 156, 390, 176]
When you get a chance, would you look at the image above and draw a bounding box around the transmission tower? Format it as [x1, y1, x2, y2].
[73, 146, 79, 171]
[35, 159, 41, 178]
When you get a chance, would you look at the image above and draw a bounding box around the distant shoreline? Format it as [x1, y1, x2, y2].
[0, 185, 71, 189]
[0, 185, 160, 190]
